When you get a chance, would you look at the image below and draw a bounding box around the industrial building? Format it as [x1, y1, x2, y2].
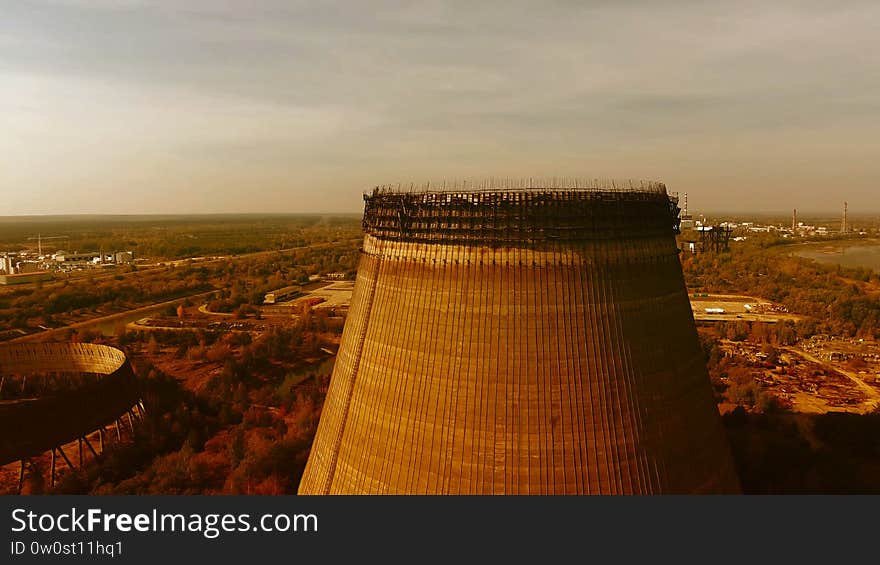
[0, 254, 15, 274]
[263, 285, 303, 305]
[0, 246, 134, 283]
[42, 250, 136, 271]
[0, 253, 45, 275]
[0, 271, 53, 285]
[115, 251, 134, 264]
[53, 251, 103, 265]
[299, 181, 740, 495]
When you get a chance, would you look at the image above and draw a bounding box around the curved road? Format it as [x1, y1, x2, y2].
[10, 290, 217, 343]
[7, 238, 361, 343]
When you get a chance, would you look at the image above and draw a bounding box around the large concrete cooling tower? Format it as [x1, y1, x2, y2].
[300, 181, 740, 494]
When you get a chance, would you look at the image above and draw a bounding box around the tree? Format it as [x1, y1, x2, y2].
[761, 343, 779, 365]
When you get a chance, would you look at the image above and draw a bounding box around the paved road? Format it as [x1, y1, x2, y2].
[9, 290, 218, 343]
[197, 303, 235, 317]
[6, 238, 361, 343]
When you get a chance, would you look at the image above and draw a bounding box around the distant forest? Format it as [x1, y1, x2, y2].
[0, 214, 361, 259]
[0, 218, 363, 339]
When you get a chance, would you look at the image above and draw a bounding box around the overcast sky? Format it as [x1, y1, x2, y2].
[1, 1, 878, 215]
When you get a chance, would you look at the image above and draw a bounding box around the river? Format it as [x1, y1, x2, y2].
[793, 242, 880, 272]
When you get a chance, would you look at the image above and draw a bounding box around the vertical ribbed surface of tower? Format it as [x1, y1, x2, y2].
[299, 181, 740, 494]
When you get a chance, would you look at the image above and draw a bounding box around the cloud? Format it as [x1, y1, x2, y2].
[1, 1, 879, 213]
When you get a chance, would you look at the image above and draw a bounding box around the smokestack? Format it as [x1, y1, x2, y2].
[300, 181, 740, 494]
[842, 201, 848, 234]
[792, 209, 797, 232]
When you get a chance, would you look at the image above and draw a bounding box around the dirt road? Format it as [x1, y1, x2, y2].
[783, 346, 880, 412]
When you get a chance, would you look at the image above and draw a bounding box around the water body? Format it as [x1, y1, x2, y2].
[794, 242, 880, 272]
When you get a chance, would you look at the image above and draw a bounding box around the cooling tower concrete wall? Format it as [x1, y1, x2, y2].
[300, 185, 740, 494]
[0, 343, 140, 466]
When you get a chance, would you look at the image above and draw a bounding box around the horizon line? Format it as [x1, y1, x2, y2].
[2, 209, 879, 219]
